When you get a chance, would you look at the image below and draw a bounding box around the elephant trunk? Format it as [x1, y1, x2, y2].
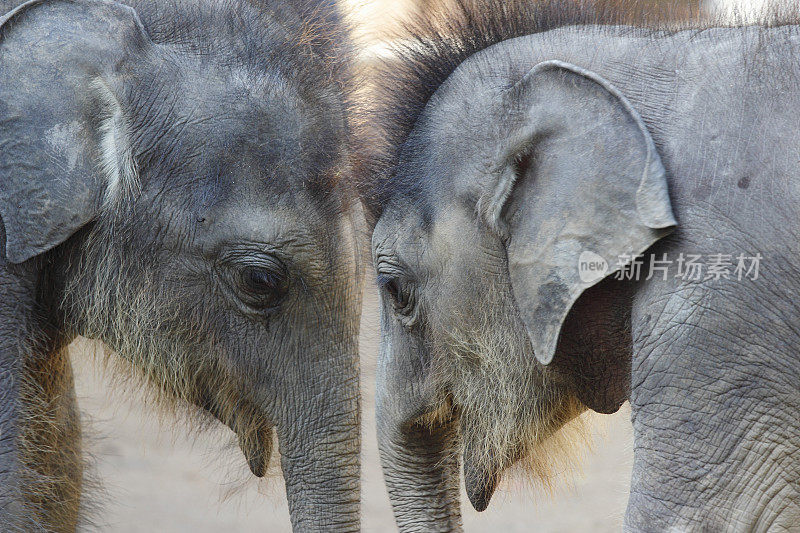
[377, 407, 463, 532]
[277, 357, 360, 532]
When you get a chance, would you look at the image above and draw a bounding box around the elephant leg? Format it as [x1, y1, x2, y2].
[627, 273, 800, 530]
[18, 346, 83, 532]
[1, 222, 83, 532]
[0, 251, 32, 530]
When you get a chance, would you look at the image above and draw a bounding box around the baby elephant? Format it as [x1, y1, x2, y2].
[0, 0, 361, 531]
[361, 0, 800, 530]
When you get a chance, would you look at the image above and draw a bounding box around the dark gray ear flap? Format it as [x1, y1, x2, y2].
[488, 60, 676, 365]
[0, 0, 151, 263]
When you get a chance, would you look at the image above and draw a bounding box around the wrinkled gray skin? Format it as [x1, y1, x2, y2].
[374, 24, 800, 532]
[0, 0, 362, 531]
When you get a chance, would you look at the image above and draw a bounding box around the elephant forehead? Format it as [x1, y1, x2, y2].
[131, 71, 344, 210]
[214, 192, 335, 237]
[148, 71, 304, 157]
[373, 207, 419, 257]
[376, 202, 474, 285]
[398, 65, 505, 183]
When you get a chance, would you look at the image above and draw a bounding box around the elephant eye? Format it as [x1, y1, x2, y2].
[237, 262, 289, 310]
[385, 278, 407, 308]
[243, 267, 279, 290]
[380, 275, 414, 317]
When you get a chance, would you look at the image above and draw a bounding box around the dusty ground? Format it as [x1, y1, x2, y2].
[71, 284, 633, 532]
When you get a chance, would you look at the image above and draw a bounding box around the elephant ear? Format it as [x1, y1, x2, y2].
[483, 60, 677, 365]
[0, 0, 151, 263]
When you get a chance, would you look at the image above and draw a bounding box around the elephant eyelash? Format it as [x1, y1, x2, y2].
[376, 256, 419, 326]
[214, 250, 292, 316]
[376, 273, 397, 289]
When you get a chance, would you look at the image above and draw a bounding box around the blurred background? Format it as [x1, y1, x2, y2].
[346, 0, 769, 44]
[69, 0, 769, 531]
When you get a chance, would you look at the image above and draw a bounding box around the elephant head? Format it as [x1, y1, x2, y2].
[0, 0, 362, 530]
[359, 3, 676, 529]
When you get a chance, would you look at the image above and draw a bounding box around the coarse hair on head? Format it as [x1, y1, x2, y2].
[129, 0, 352, 85]
[119, 0, 356, 196]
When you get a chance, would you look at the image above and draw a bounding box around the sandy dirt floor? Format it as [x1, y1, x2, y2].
[70, 284, 634, 532]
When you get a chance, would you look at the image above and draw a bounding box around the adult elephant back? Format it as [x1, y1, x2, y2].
[0, 0, 363, 531]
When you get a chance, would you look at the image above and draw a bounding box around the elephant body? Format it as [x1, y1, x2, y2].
[0, 0, 362, 531]
[528, 24, 800, 529]
[362, 2, 800, 530]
